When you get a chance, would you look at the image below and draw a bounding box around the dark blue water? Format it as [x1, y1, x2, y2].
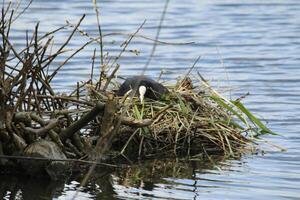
[2, 0, 300, 199]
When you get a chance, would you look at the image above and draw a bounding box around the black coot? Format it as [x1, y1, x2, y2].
[117, 76, 168, 100]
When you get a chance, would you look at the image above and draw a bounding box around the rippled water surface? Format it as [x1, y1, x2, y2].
[1, 0, 300, 199]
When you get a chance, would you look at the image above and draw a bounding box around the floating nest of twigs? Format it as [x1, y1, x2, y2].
[0, 2, 276, 179]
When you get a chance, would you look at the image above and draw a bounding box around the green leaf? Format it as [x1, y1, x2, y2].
[210, 95, 247, 125]
[133, 104, 141, 119]
[231, 100, 278, 135]
[227, 120, 244, 130]
[176, 94, 189, 115]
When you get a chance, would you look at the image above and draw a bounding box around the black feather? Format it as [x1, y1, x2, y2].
[117, 76, 168, 100]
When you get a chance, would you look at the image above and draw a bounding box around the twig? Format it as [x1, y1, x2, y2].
[12, 0, 33, 23]
[0, 154, 122, 168]
[60, 103, 105, 142]
[36, 95, 95, 107]
[102, 20, 146, 91]
[92, 0, 104, 65]
[90, 48, 96, 84]
[46, 14, 86, 81]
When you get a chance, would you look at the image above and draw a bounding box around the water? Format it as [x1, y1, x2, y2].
[1, 0, 300, 199]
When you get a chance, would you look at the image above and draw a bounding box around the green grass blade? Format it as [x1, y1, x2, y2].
[133, 104, 142, 119]
[210, 95, 247, 125]
[176, 94, 189, 115]
[231, 100, 278, 135]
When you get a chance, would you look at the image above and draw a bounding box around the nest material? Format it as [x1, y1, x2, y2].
[86, 78, 253, 158]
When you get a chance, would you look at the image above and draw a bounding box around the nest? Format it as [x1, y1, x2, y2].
[82, 75, 259, 159]
[0, 2, 276, 171]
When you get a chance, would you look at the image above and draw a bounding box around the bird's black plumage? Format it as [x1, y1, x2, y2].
[117, 76, 168, 100]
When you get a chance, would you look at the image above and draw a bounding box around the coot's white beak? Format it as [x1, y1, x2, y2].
[139, 85, 146, 104]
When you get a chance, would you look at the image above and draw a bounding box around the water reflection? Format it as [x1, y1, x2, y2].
[0, 175, 65, 199]
[111, 158, 221, 200]
[1, 156, 232, 200]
